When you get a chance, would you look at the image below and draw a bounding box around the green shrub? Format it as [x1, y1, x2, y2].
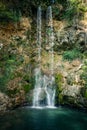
[63, 49, 82, 61]
[63, 4, 77, 20]
[62, 0, 87, 20]
[55, 73, 63, 92]
[55, 73, 64, 104]
[0, 42, 24, 92]
[80, 60, 87, 88]
[0, 2, 21, 23]
[84, 90, 87, 99]
[55, 73, 63, 85]
[23, 74, 34, 90]
[52, 7, 60, 18]
[0, 77, 7, 92]
[23, 84, 32, 93]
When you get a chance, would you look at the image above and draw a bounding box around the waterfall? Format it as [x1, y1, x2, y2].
[37, 6, 42, 64]
[45, 6, 55, 107]
[33, 7, 42, 107]
[46, 6, 54, 76]
[33, 6, 55, 108]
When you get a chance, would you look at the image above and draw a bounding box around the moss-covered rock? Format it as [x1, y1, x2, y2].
[84, 90, 87, 99]
[55, 73, 64, 104]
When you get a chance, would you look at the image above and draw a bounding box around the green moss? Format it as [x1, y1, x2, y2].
[58, 94, 64, 104]
[84, 90, 87, 99]
[23, 75, 30, 82]
[22, 74, 34, 93]
[55, 73, 63, 104]
[0, 41, 24, 93]
[55, 73, 63, 89]
[23, 84, 31, 93]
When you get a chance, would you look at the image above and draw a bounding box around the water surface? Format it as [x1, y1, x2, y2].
[0, 107, 87, 130]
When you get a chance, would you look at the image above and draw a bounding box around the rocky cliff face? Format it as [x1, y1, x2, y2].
[52, 12, 87, 108]
[0, 92, 11, 113]
[0, 10, 87, 113]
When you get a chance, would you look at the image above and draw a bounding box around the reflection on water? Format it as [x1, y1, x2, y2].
[0, 107, 87, 130]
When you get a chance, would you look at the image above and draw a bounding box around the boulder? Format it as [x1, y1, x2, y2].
[0, 92, 11, 113]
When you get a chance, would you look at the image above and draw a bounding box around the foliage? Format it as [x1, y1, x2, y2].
[55, 73, 64, 104]
[0, 42, 24, 92]
[0, 0, 87, 23]
[7, 87, 20, 96]
[62, 0, 87, 20]
[0, 2, 21, 23]
[22, 73, 34, 93]
[23, 84, 32, 93]
[62, 49, 82, 61]
[80, 60, 87, 88]
[55, 73, 63, 89]
[84, 90, 87, 99]
[52, 5, 60, 19]
[0, 52, 14, 92]
[0, 65, 15, 92]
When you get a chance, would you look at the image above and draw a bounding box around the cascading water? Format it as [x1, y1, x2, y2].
[37, 6, 42, 63]
[45, 6, 55, 107]
[33, 6, 42, 107]
[33, 68, 42, 107]
[46, 6, 54, 75]
[43, 75, 55, 107]
[33, 6, 55, 108]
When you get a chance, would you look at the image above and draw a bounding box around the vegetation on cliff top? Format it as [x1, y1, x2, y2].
[0, 0, 87, 23]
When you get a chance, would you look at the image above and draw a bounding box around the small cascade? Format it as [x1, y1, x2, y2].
[33, 68, 42, 106]
[43, 75, 55, 107]
[33, 6, 55, 108]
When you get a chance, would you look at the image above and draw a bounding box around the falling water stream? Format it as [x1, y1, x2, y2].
[33, 6, 55, 108]
[45, 6, 55, 107]
[33, 7, 42, 107]
[1, 3, 87, 130]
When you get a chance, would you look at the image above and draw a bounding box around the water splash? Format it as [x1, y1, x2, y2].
[33, 68, 42, 107]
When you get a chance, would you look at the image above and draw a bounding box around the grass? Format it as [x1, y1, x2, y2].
[62, 49, 82, 61]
